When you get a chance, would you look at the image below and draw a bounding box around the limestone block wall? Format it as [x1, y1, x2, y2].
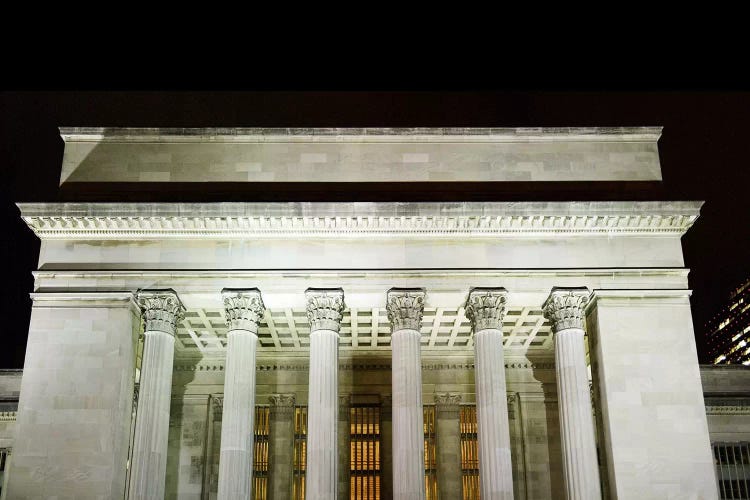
[166, 356, 563, 500]
[586, 291, 717, 499]
[58, 127, 664, 184]
[5, 294, 139, 499]
[36, 235, 687, 271]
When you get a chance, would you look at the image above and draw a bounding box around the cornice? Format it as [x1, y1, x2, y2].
[18, 202, 702, 240]
[59, 126, 663, 143]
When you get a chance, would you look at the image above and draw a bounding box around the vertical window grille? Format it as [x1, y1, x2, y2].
[253, 406, 270, 500]
[293, 406, 308, 500]
[424, 405, 438, 500]
[350, 405, 381, 499]
[460, 405, 480, 499]
[714, 442, 750, 499]
[0, 448, 9, 498]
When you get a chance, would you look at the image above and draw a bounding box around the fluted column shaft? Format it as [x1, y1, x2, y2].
[305, 288, 345, 500]
[129, 290, 184, 500]
[466, 288, 515, 500]
[543, 288, 601, 500]
[217, 289, 265, 500]
[387, 288, 427, 500]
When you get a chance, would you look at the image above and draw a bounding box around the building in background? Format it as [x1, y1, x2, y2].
[708, 278, 750, 365]
[1, 127, 730, 499]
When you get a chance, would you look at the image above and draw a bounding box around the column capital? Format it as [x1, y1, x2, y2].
[434, 393, 462, 417]
[269, 393, 296, 418]
[305, 288, 345, 333]
[135, 288, 185, 336]
[386, 288, 426, 332]
[465, 287, 508, 331]
[222, 288, 265, 333]
[542, 287, 590, 333]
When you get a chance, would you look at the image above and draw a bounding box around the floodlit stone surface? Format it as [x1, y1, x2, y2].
[216, 289, 264, 500]
[5, 293, 138, 499]
[305, 288, 345, 499]
[129, 289, 185, 500]
[58, 127, 663, 184]
[586, 291, 718, 499]
[467, 288, 515, 499]
[388, 288, 427, 500]
[544, 288, 602, 500]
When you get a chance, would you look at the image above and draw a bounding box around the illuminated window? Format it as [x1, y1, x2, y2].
[424, 406, 438, 499]
[713, 442, 750, 499]
[350, 405, 381, 499]
[253, 406, 270, 500]
[460, 406, 480, 499]
[293, 406, 308, 500]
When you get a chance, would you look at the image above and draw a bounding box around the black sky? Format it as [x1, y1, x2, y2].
[1, 91, 749, 368]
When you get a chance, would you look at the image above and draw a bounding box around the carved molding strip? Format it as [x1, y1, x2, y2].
[173, 360, 556, 371]
[706, 405, 750, 415]
[0, 411, 17, 422]
[705, 397, 750, 415]
[21, 213, 700, 239]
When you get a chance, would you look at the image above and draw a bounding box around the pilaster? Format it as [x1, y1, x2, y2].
[435, 393, 462, 499]
[268, 394, 296, 500]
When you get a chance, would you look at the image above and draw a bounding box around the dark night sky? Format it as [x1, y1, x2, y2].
[1, 91, 749, 368]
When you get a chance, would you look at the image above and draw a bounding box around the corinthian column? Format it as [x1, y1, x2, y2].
[305, 288, 345, 499]
[386, 288, 426, 500]
[129, 289, 185, 500]
[465, 287, 514, 499]
[542, 287, 601, 500]
[217, 288, 265, 500]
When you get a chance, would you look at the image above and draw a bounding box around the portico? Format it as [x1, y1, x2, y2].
[5, 128, 719, 499]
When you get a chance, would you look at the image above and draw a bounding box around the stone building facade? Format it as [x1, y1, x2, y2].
[1, 128, 730, 499]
